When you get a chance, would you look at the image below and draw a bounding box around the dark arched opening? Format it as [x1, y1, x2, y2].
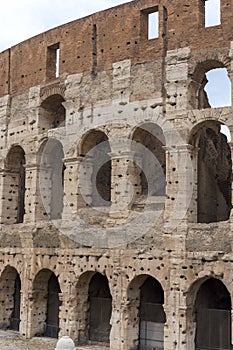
[88, 273, 112, 343]
[4, 146, 25, 224]
[80, 130, 111, 207]
[139, 276, 166, 349]
[188, 60, 231, 109]
[32, 269, 61, 338]
[192, 122, 232, 223]
[195, 278, 232, 350]
[10, 274, 21, 331]
[0, 266, 21, 331]
[131, 123, 166, 210]
[44, 274, 61, 338]
[40, 139, 65, 220]
[39, 94, 65, 132]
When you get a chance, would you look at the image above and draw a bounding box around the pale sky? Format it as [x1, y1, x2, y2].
[0, 0, 131, 52]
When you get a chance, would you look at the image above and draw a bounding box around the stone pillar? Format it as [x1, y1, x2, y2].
[20, 285, 34, 338]
[165, 47, 190, 112]
[163, 267, 193, 350]
[0, 169, 7, 224]
[0, 168, 19, 224]
[164, 145, 196, 229]
[110, 148, 137, 219]
[24, 164, 48, 223]
[63, 157, 82, 220]
[0, 95, 10, 147]
[163, 145, 196, 252]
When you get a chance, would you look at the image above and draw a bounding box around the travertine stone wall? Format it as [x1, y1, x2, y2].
[0, 1, 233, 349]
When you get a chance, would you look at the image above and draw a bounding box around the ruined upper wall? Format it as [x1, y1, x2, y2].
[0, 0, 233, 97]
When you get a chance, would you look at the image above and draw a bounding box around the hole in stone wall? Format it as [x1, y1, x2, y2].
[204, 68, 231, 108]
[40, 94, 65, 131]
[46, 43, 60, 80]
[204, 0, 221, 27]
[141, 6, 159, 40]
[189, 61, 231, 110]
[148, 10, 159, 39]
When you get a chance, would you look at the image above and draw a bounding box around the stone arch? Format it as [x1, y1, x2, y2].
[188, 59, 231, 109]
[186, 277, 232, 350]
[39, 93, 65, 132]
[39, 138, 65, 220]
[189, 120, 232, 223]
[79, 129, 111, 207]
[2, 145, 26, 224]
[75, 271, 112, 345]
[31, 269, 61, 338]
[126, 274, 166, 350]
[0, 266, 21, 331]
[131, 123, 166, 210]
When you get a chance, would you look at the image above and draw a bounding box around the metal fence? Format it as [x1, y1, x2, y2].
[10, 317, 20, 331]
[44, 323, 59, 338]
[195, 308, 231, 350]
[89, 297, 112, 343]
[139, 303, 164, 350]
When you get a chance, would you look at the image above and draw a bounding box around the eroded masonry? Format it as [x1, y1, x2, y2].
[0, 0, 233, 349]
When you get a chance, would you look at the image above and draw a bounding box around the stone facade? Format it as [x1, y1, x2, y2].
[0, 0, 233, 349]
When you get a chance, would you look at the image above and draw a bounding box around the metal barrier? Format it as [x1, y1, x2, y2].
[44, 323, 59, 338]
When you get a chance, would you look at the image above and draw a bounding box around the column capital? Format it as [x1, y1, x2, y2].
[164, 144, 199, 154]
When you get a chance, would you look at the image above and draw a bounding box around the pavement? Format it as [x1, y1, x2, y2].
[0, 330, 109, 350]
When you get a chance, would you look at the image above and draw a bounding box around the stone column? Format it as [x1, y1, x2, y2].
[0, 168, 20, 224]
[165, 47, 190, 112]
[24, 164, 48, 223]
[0, 95, 10, 147]
[164, 144, 196, 229]
[110, 147, 137, 219]
[63, 157, 83, 220]
[163, 145, 196, 253]
[0, 169, 7, 224]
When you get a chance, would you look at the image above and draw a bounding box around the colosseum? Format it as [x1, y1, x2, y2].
[0, 0, 232, 349]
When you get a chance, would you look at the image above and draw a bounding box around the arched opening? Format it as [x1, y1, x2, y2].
[126, 275, 166, 350]
[40, 139, 65, 220]
[188, 61, 231, 109]
[39, 94, 65, 132]
[131, 123, 166, 209]
[205, 68, 231, 108]
[0, 266, 21, 331]
[195, 278, 232, 350]
[31, 269, 61, 338]
[191, 121, 232, 223]
[4, 146, 25, 224]
[45, 274, 61, 338]
[80, 130, 111, 207]
[88, 273, 112, 343]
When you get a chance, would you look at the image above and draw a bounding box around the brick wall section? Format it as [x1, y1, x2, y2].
[1, 0, 233, 97]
